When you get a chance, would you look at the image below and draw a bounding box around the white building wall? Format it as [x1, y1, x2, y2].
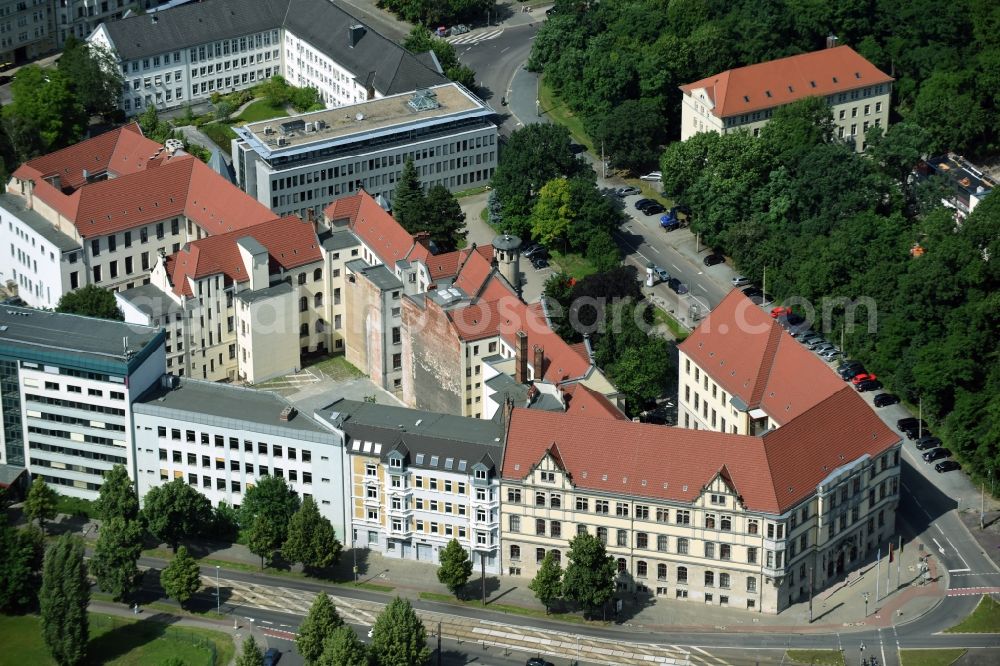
[0, 212, 72, 309]
[283, 29, 375, 108]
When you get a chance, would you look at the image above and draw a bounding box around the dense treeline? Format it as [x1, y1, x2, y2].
[529, 0, 1000, 170]
[659, 98, 999, 479]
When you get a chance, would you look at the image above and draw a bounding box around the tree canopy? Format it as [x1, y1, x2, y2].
[383, 0, 492, 28]
[296, 592, 343, 664]
[56, 284, 125, 321]
[238, 475, 300, 544]
[2, 66, 86, 160]
[369, 596, 431, 666]
[529, 550, 563, 613]
[90, 515, 144, 602]
[436, 538, 473, 598]
[562, 533, 616, 617]
[25, 478, 58, 533]
[402, 26, 476, 87]
[94, 464, 140, 523]
[40, 534, 90, 666]
[141, 478, 212, 551]
[0, 518, 43, 612]
[283, 497, 343, 571]
[57, 37, 124, 119]
[159, 546, 201, 608]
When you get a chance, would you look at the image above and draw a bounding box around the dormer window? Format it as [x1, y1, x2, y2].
[389, 457, 402, 468]
[474, 468, 487, 480]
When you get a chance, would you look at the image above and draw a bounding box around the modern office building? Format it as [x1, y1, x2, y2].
[679, 43, 893, 151]
[233, 83, 498, 219]
[132, 376, 347, 537]
[315, 397, 504, 572]
[0, 0, 57, 66]
[89, 0, 447, 116]
[0, 306, 164, 498]
[1, 123, 275, 307]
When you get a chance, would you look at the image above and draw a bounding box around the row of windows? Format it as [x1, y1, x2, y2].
[41, 381, 123, 401]
[158, 451, 314, 484]
[24, 394, 126, 417]
[28, 441, 127, 466]
[155, 428, 312, 462]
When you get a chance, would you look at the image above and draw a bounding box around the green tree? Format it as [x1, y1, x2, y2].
[436, 538, 473, 599]
[369, 597, 430, 666]
[317, 625, 368, 666]
[40, 534, 89, 666]
[283, 497, 343, 572]
[530, 177, 574, 251]
[585, 230, 622, 273]
[90, 516, 144, 602]
[296, 592, 344, 664]
[391, 156, 426, 234]
[908, 69, 988, 155]
[594, 97, 668, 173]
[136, 104, 175, 144]
[528, 550, 563, 613]
[56, 284, 124, 321]
[238, 474, 300, 543]
[246, 514, 284, 570]
[159, 546, 201, 608]
[562, 533, 615, 618]
[422, 184, 467, 250]
[24, 477, 58, 533]
[2, 65, 86, 158]
[57, 38, 124, 118]
[235, 634, 264, 666]
[141, 478, 212, 552]
[608, 337, 674, 414]
[215, 100, 235, 121]
[94, 464, 139, 523]
[211, 501, 241, 542]
[0, 519, 43, 611]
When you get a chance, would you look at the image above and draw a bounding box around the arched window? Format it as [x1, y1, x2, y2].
[299, 322, 309, 337]
[314, 292, 323, 307]
[657, 563, 667, 580]
[298, 296, 308, 312]
[313, 268, 322, 282]
[636, 561, 647, 577]
[597, 527, 608, 545]
[616, 558, 627, 573]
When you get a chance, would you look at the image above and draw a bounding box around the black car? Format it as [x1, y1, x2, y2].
[742, 286, 762, 297]
[897, 417, 927, 431]
[667, 277, 689, 294]
[905, 426, 931, 441]
[643, 203, 666, 215]
[839, 365, 866, 380]
[873, 393, 899, 407]
[634, 198, 655, 211]
[703, 253, 725, 266]
[527, 659, 555, 666]
[855, 379, 882, 392]
[915, 436, 942, 451]
[263, 648, 281, 666]
[531, 256, 549, 269]
[922, 447, 951, 463]
[935, 460, 961, 473]
[522, 243, 542, 257]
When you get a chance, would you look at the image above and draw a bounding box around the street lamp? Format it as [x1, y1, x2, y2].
[216, 565, 221, 614]
[859, 642, 865, 666]
[862, 591, 869, 617]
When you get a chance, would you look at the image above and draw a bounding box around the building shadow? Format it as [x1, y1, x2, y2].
[86, 611, 182, 663]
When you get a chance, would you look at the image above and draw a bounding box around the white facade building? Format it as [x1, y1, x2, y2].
[0, 306, 164, 498]
[232, 83, 498, 218]
[0, 193, 79, 309]
[132, 376, 348, 539]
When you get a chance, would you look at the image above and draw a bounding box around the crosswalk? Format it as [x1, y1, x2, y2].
[945, 586, 1000, 596]
[448, 28, 504, 45]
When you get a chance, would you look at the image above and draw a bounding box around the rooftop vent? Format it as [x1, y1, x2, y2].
[279, 405, 297, 421]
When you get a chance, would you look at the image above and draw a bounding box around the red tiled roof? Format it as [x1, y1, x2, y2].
[427, 244, 495, 280]
[13, 124, 274, 239]
[567, 341, 590, 363]
[504, 387, 898, 514]
[167, 215, 321, 297]
[561, 383, 626, 420]
[680, 46, 893, 118]
[334, 191, 417, 267]
[453, 248, 494, 296]
[678, 289, 844, 425]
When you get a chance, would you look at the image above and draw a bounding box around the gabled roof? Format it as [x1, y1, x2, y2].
[678, 289, 844, 425]
[680, 46, 893, 118]
[330, 191, 418, 267]
[426, 245, 494, 281]
[503, 389, 898, 514]
[12, 125, 275, 240]
[100, 0, 446, 93]
[561, 383, 627, 420]
[166, 215, 321, 296]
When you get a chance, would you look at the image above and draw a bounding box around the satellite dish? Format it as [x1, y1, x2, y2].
[355, 112, 365, 121]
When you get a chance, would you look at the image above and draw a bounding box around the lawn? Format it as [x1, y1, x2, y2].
[652, 306, 690, 341]
[418, 591, 597, 625]
[785, 649, 845, 666]
[539, 77, 595, 154]
[550, 250, 598, 280]
[900, 649, 968, 666]
[945, 594, 1000, 632]
[236, 99, 289, 123]
[54, 493, 96, 519]
[0, 613, 234, 665]
[200, 122, 238, 154]
[304, 354, 365, 381]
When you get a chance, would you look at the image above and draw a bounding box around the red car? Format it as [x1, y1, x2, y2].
[770, 306, 791, 318]
[851, 372, 877, 385]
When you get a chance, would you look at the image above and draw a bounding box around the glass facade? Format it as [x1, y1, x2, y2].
[0, 357, 24, 465]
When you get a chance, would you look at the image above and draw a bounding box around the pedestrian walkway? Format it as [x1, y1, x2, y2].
[448, 28, 505, 45]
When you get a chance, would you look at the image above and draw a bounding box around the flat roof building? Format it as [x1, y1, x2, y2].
[233, 84, 499, 219]
[0, 306, 165, 498]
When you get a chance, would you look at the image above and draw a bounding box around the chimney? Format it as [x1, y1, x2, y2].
[279, 405, 297, 422]
[515, 330, 528, 384]
[826, 34, 838, 49]
[532, 344, 544, 380]
[348, 24, 366, 48]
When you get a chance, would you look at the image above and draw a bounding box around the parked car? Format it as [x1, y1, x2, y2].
[784, 312, 805, 326]
[731, 275, 751, 287]
[634, 198, 656, 211]
[653, 266, 670, 283]
[616, 186, 641, 197]
[660, 215, 683, 231]
[703, 253, 725, 266]
[806, 338, 832, 351]
[819, 348, 842, 360]
[527, 658, 556, 666]
[935, 460, 961, 473]
[873, 393, 900, 407]
[643, 203, 666, 215]
[851, 373, 877, 385]
[905, 426, 931, 441]
[435, 26, 449, 37]
[451, 24, 471, 34]
[789, 327, 813, 339]
[856, 379, 882, 392]
[263, 648, 281, 666]
[742, 285, 762, 297]
[839, 363, 865, 378]
[531, 256, 550, 269]
[521, 242, 540, 256]
[771, 306, 791, 318]
[922, 447, 951, 463]
[668, 278, 689, 294]
[545, 7, 557, 16]
[897, 417, 927, 431]
[915, 436, 942, 451]
[640, 171, 662, 181]
[523, 244, 548, 259]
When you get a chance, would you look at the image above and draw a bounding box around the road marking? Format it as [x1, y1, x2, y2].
[448, 28, 504, 44]
[948, 568, 972, 573]
[946, 586, 1000, 596]
[698, 284, 707, 292]
[500, 46, 510, 53]
[650, 246, 660, 253]
[670, 263, 680, 271]
[879, 628, 887, 666]
[932, 537, 946, 555]
[946, 537, 971, 571]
